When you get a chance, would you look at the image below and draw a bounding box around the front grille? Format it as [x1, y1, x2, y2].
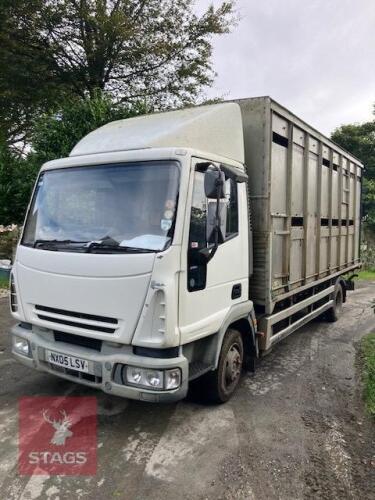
[35, 305, 118, 334]
[37, 314, 115, 333]
[54, 331, 102, 351]
[36, 305, 117, 324]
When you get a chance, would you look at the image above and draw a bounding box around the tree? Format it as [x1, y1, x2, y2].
[0, 0, 236, 146]
[0, 142, 38, 225]
[0, 0, 66, 148]
[331, 109, 375, 231]
[30, 91, 147, 165]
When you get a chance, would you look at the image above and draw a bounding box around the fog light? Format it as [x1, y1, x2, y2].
[165, 368, 181, 390]
[13, 336, 30, 357]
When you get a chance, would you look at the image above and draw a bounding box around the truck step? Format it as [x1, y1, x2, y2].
[189, 361, 212, 381]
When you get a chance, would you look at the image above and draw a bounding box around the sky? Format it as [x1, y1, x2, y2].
[197, 0, 375, 135]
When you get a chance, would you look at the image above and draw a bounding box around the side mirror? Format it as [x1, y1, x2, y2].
[204, 167, 225, 199]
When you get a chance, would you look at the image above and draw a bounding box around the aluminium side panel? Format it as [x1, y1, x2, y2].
[235, 97, 363, 317]
[268, 99, 363, 308]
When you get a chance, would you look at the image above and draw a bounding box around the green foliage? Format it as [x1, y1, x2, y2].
[331, 119, 375, 177]
[331, 114, 375, 231]
[360, 333, 375, 417]
[30, 92, 148, 164]
[0, 229, 18, 261]
[0, 143, 39, 225]
[355, 270, 375, 281]
[363, 178, 375, 230]
[0, 276, 9, 290]
[361, 242, 375, 271]
[0, 0, 236, 223]
[0, 0, 68, 147]
[0, 0, 236, 146]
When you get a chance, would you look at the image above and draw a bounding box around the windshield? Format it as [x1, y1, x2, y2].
[22, 161, 180, 252]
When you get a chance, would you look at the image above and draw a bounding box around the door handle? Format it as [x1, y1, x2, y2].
[231, 283, 242, 299]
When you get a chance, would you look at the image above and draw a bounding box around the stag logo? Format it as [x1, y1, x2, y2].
[42, 409, 73, 446]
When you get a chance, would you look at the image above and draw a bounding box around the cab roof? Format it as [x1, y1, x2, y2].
[70, 102, 245, 164]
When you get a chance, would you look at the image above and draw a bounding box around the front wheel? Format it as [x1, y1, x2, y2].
[201, 329, 244, 403]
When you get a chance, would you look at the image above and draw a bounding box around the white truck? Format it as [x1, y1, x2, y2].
[10, 97, 363, 403]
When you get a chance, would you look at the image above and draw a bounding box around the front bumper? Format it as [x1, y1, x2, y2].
[11, 324, 188, 403]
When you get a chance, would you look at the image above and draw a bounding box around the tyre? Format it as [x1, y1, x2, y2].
[201, 328, 244, 403]
[325, 283, 344, 322]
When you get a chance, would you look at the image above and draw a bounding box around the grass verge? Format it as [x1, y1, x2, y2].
[0, 276, 9, 290]
[355, 270, 375, 281]
[361, 333, 375, 417]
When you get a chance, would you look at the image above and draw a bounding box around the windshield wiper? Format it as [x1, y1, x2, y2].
[33, 239, 87, 249]
[85, 241, 155, 253]
[33, 238, 155, 253]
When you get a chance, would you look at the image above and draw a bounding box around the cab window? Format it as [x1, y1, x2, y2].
[188, 171, 238, 250]
[188, 167, 239, 291]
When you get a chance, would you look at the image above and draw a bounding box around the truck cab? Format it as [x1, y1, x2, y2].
[10, 103, 257, 403]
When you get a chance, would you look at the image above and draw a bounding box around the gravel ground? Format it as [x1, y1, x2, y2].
[0, 281, 374, 499]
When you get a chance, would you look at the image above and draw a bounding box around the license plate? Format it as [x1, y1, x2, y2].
[46, 350, 89, 373]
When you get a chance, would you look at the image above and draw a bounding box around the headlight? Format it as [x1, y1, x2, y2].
[123, 366, 181, 391]
[129, 367, 142, 384]
[125, 366, 163, 389]
[13, 336, 30, 357]
[146, 370, 163, 388]
[10, 273, 18, 313]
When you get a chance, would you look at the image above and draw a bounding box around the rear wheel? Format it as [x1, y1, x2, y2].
[325, 284, 344, 322]
[201, 329, 244, 403]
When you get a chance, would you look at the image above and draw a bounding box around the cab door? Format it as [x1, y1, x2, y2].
[178, 158, 249, 344]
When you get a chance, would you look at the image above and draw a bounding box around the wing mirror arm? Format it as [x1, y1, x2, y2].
[196, 241, 218, 263]
[201, 164, 225, 262]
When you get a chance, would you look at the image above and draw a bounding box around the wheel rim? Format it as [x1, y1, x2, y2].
[222, 342, 242, 393]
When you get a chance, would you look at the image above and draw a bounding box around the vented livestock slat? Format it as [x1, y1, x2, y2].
[235, 97, 363, 317]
